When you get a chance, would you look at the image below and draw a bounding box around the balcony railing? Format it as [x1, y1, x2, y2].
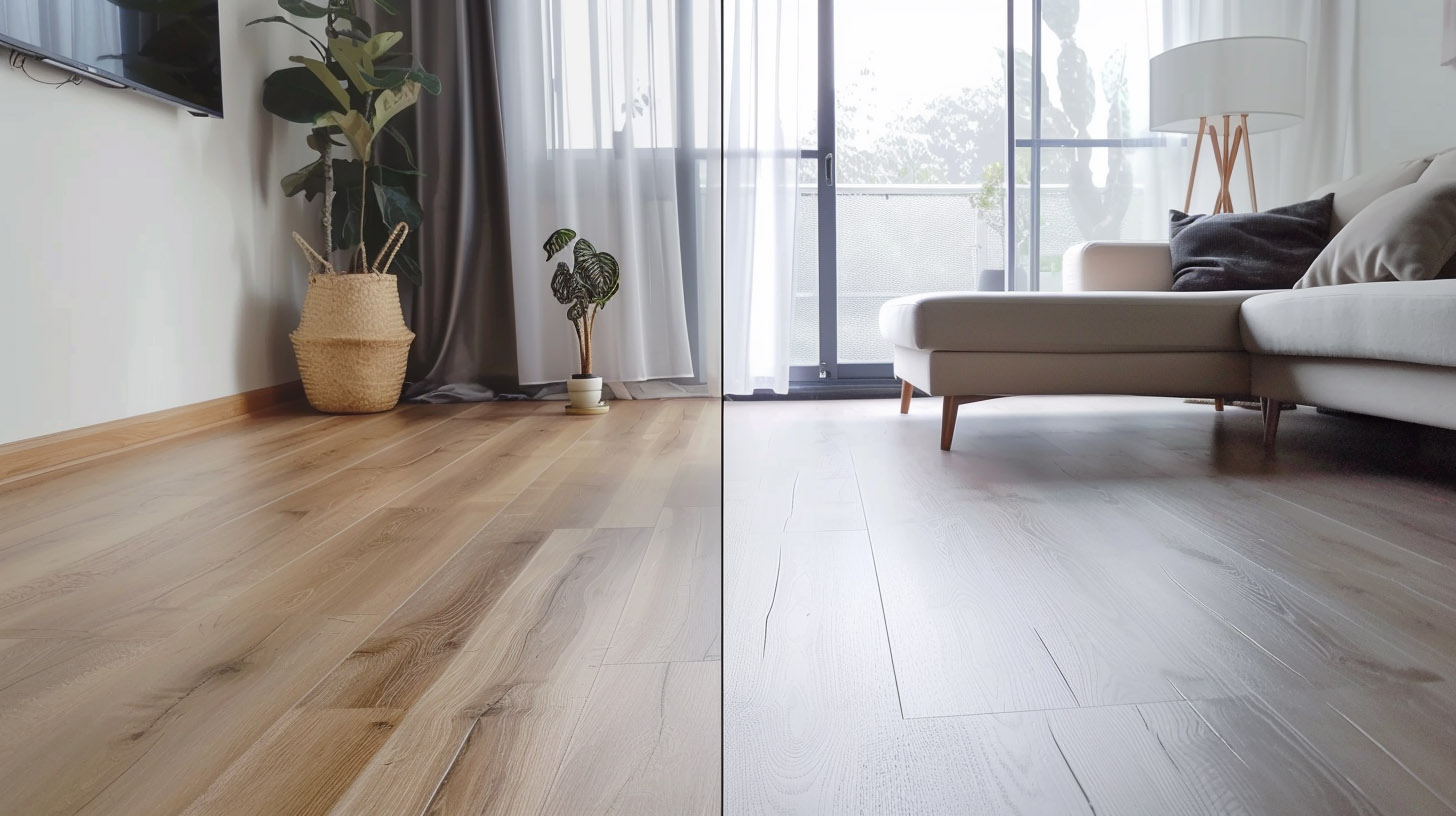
[792, 182, 1149, 366]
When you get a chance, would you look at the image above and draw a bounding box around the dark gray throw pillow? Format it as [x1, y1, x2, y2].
[1168, 193, 1335, 291]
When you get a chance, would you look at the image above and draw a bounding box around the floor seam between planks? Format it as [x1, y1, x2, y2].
[175, 412, 594, 816]
[849, 444, 911, 721]
[537, 509, 660, 811]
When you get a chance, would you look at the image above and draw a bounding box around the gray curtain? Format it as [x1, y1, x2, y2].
[382, 0, 519, 401]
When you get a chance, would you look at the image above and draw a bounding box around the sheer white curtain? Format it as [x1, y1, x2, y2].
[1162, 0, 1358, 210]
[495, 0, 705, 385]
[724, 0, 801, 395]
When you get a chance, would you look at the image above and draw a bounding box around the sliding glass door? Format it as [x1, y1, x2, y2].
[792, 0, 1008, 381]
[792, 0, 1168, 383]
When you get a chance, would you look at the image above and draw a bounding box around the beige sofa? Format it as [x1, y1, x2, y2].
[881, 150, 1456, 451]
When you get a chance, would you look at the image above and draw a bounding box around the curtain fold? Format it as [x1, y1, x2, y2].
[723, 0, 801, 395]
[394, 0, 520, 402]
[1162, 0, 1358, 210]
[493, 0, 702, 386]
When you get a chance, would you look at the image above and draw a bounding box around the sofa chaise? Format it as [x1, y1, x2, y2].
[881, 150, 1456, 451]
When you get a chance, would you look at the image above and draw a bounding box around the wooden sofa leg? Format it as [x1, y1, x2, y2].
[940, 396, 959, 451]
[900, 380, 914, 414]
[939, 396, 994, 451]
[1261, 397, 1281, 451]
[1214, 398, 1225, 412]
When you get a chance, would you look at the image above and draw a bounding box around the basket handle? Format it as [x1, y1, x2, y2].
[374, 222, 411, 276]
[292, 232, 332, 275]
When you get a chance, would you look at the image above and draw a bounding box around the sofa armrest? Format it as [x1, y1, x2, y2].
[1062, 241, 1174, 291]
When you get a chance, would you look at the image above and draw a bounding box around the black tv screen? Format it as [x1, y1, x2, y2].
[0, 1, 223, 117]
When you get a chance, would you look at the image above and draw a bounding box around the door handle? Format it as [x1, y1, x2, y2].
[825, 152, 834, 187]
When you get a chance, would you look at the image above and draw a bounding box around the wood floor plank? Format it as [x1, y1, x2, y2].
[0, 399, 715, 816]
[0, 406, 471, 632]
[177, 521, 553, 816]
[1135, 480, 1456, 684]
[499, 402, 695, 530]
[0, 412, 589, 816]
[327, 526, 652, 816]
[541, 660, 721, 815]
[606, 506, 722, 664]
[849, 445, 1294, 716]
[725, 397, 1456, 815]
[1272, 682, 1456, 811]
[0, 411, 507, 638]
[724, 530, 906, 813]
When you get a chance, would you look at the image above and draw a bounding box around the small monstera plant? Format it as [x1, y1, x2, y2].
[544, 229, 622, 376]
[250, 0, 440, 282]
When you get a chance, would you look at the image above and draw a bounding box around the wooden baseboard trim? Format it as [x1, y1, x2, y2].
[0, 380, 305, 485]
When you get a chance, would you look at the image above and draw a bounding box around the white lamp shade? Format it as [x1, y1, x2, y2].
[1150, 36, 1306, 134]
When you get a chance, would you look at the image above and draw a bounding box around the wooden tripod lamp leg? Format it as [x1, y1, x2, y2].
[1241, 113, 1258, 212]
[1184, 116, 1207, 213]
[899, 380, 914, 414]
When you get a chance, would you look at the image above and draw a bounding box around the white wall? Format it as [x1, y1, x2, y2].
[0, 0, 317, 445]
[1357, 0, 1456, 169]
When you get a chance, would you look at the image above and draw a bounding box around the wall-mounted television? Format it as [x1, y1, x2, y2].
[0, 1, 224, 118]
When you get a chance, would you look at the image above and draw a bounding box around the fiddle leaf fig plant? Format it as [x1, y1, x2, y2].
[249, 0, 439, 283]
[544, 229, 622, 376]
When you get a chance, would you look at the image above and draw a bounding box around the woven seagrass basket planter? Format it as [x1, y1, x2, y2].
[291, 273, 414, 414]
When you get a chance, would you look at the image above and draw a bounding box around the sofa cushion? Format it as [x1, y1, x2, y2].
[879, 291, 1261, 353]
[1311, 156, 1432, 236]
[1417, 147, 1456, 187]
[1169, 195, 1333, 291]
[1295, 182, 1456, 288]
[1240, 280, 1456, 367]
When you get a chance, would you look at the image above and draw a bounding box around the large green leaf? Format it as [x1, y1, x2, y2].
[576, 249, 620, 306]
[369, 0, 399, 14]
[380, 122, 417, 168]
[262, 66, 344, 123]
[318, 110, 375, 159]
[332, 189, 361, 249]
[288, 56, 348, 110]
[371, 82, 420, 133]
[281, 158, 325, 199]
[336, 12, 372, 38]
[277, 0, 331, 18]
[392, 251, 422, 286]
[550, 262, 577, 304]
[543, 228, 577, 260]
[330, 37, 379, 91]
[373, 183, 424, 231]
[360, 67, 441, 96]
[362, 31, 404, 60]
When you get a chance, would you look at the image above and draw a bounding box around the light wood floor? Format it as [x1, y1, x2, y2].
[725, 396, 1456, 815]
[0, 399, 721, 816]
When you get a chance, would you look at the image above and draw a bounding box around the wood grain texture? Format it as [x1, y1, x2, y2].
[542, 660, 721, 815]
[0, 398, 720, 816]
[726, 396, 1456, 814]
[0, 380, 303, 485]
[605, 506, 722, 664]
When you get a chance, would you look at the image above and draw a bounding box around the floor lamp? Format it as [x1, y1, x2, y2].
[1150, 36, 1307, 214]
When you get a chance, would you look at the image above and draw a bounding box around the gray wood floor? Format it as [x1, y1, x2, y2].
[725, 396, 1456, 815]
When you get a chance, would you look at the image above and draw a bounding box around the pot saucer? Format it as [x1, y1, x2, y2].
[565, 402, 610, 415]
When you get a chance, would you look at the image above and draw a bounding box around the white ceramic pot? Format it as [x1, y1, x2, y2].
[566, 375, 604, 410]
